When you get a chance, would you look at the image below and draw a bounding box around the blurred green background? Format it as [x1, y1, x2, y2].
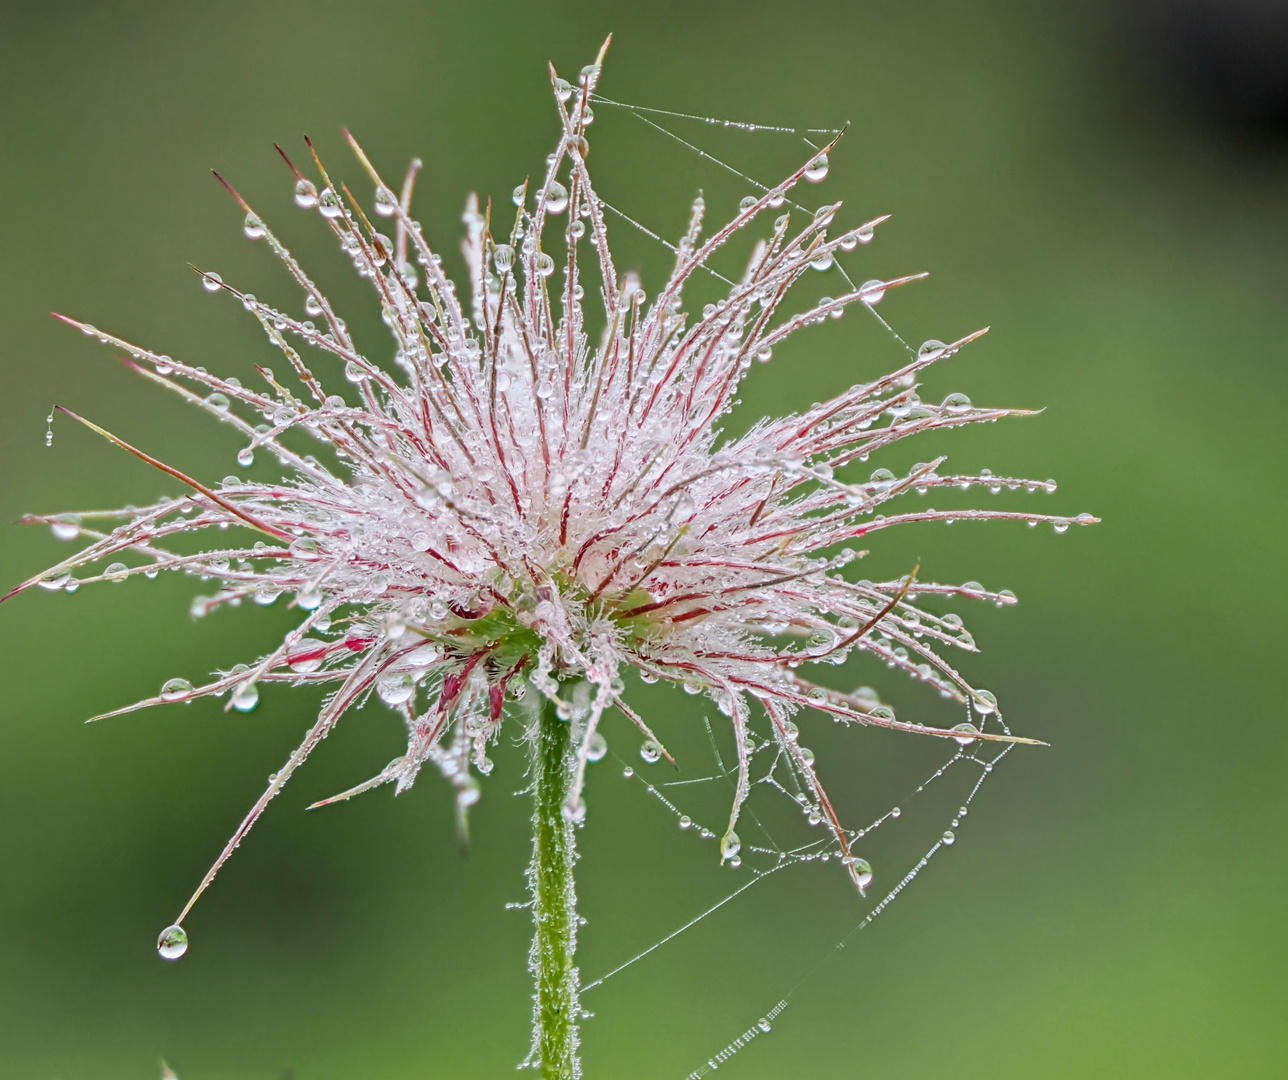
[2, 1, 1285, 1077]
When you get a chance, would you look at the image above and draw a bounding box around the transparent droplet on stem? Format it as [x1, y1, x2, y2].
[231, 680, 259, 712]
[721, 831, 741, 860]
[585, 731, 607, 762]
[160, 677, 193, 701]
[639, 740, 662, 764]
[294, 179, 319, 209]
[804, 153, 829, 182]
[104, 562, 129, 583]
[157, 924, 188, 960]
[373, 185, 398, 217]
[951, 722, 979, 746]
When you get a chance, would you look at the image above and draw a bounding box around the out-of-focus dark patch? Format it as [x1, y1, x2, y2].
[1126, 0, 1288, 142]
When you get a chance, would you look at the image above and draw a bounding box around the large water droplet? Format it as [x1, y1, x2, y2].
[294, 179, 319, 209]
[562, 798, 586, 823]
[951, 722, 979, 746]
[231, 680, 259, 712]
[942, 830, 956, 846]
[236, 446, 254, 467]
[157, 924, 188, 960]
[804, 153, 830, 182]
[542, 182, 569, 215]
[161, 677, 193, 701]
[201, 272, 223, 293]
[318, 187, 343, 218]
[373, 185, 398, 217]
[296, 581, 323, 610]
[104, 562, 129, 583]
[721, 831, 741, 860]
[845, 855, 874, 890]
[972, 689, 997, 715]
[859, 279, 886, 305]
[639, 740, 662, 764]
[243, 212, 266, 240]
[378, 672, 415, 706]
[585, 731, 607, 762]
[493, 244, 515, 272]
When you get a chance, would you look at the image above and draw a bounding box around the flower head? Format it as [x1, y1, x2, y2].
[12, 56, 1094, 933]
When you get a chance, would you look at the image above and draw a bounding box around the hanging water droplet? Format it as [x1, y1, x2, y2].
[542, 182, 569, 215]
[721, 831, 741, 860]
[104, 562, 129, 583]
[942, 830, 956, 846]
[973, 689, 997, 715]
[512, 183, 527, 207]
[157, 924, 188, 960]
[859, 279, 886, 305]
[586, 731, 607, 762]
[535, 252, 555, 277]
[160, 677, 193, 701]
[810, 249, 834, 272]
[296, 581, 323, 610]
[377, 672, 415, 706]
[941, 392, 972, 415]
[951, 722, 979, 746]
[1052, 518, 1070, 534]
[373, 185, 398, 217]
[50, 513, 81, 540]
[38, 573, 70, 591]
[243, 212, 266, 240]
[758, 1018, 773, 1033]
[201, 272, 223, 293]
[804, 153, 830, 182]
[562, 798, 586, 823]
[739, 195, 758, 211]
[639, 740, 662, 764]
[493, 244, 515, 272]
[205, 392, 230, 411]
[844, 855, 874, 890]
[236, 446, 254, 468]
[344, 360, 369, 383]
[678, 815, 692, 830]
[318, 187, 343, 218]
[231, 680, 259, 712]
[294, 179, 319, 208]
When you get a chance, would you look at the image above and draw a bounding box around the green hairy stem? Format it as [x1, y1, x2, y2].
[527, 694, 581, 1079]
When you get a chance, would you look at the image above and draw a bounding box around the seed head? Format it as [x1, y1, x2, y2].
[11, 56, 1095, 935]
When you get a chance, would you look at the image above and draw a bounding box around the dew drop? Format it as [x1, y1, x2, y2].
[810, 249, 834, 272]
[344, 360, 369, 383]
[512, 184, 527, 207]
[104, 562, 129, 583]
[157, 924, 188, 960]
[542, 182, 569, 215]
[373, 185, 398, 217]
[201, 272, 223, 293]
[236, 447, 254, 467]
[804, 153, 829, 182]
[758, 1018, 772, 1033]
[38, 573, 71, 591]
[951, 722, 979, 746]
[622, 766, 634, 779]
[205, 392, 230, 411]
[941, 392, 971, 414]
[973, 689, 997, 715]
[296, 581, 323, 610]
[845, 856, 874, 890]
[1052, 518, 1071, 534]
[918, 339, 947, 361]
[535, 252, 555, 277]
[378, 672, 415, 706]
[942, 830, 956, 846]
[160, 677, 193, 701]
[231, 680, 259, 712]
[493, 244, 515, 272]
[294, 179, 319, 208]
[859, 279, 886, 305]
[243, 212, 266, 240]
[50, 513, 81, 540]
[585, 731, 607, 762]
[639, 740, 662, 765]
[678, 815, 692, 830]
[318, 187, 343, 218]
[721, 831, 741, 860]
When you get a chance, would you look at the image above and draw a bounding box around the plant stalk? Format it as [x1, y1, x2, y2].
[527, 694, 581, 1079]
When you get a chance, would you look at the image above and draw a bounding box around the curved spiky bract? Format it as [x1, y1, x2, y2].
[16, 56, 1093, 931]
